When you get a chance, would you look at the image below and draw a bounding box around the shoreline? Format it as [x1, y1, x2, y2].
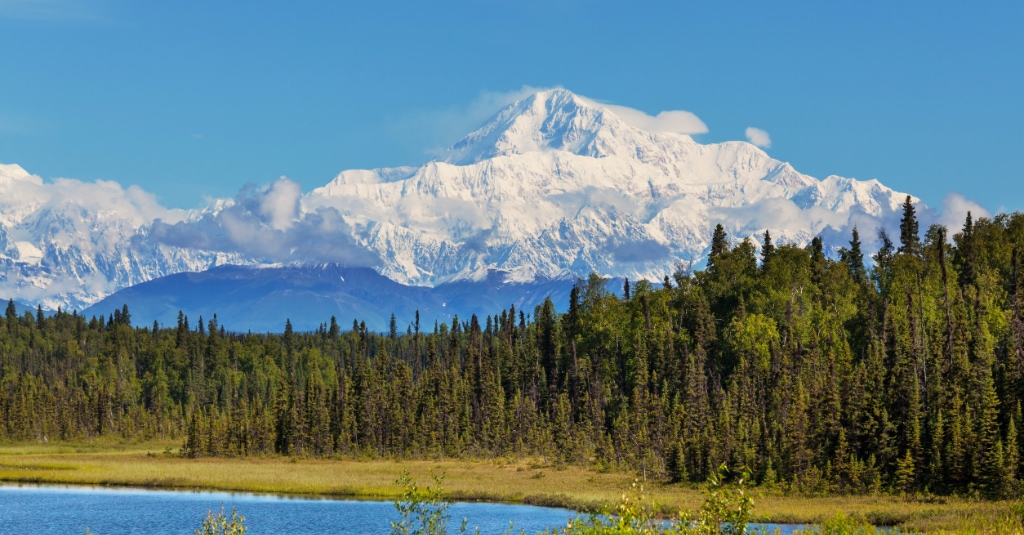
[0, 441, 1016, 532]
[0, 478, 589, 512]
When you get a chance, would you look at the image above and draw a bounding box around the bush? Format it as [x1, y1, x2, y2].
[195, 506, 248, 535]
[391, 470, 473, 535]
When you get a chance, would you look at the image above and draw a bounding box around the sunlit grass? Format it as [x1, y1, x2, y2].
[0, 441, 1020, 533]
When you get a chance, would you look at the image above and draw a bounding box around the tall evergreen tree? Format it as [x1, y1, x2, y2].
[760, 230, 775, 267]
[899, 195, 921, 256]
[841, 226, 867, 284]
[710, 223, 729, 258]
[954, 211, 978, 289]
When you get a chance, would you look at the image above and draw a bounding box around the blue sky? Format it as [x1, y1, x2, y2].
[1, 0, 1022, 212]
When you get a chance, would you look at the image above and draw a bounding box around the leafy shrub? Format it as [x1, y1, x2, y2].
[391, 470, 473, 535]
[195, 506, 248, 535]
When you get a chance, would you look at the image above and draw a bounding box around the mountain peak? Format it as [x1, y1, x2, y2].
[443, 89, 638, 165]
[0, 163, 42, 186]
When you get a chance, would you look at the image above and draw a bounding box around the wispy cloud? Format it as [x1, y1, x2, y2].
[397, 85, 551, 158]
[745, 127, 771, 148]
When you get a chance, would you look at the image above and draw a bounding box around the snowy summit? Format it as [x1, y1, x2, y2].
[310, 89, 910, 285]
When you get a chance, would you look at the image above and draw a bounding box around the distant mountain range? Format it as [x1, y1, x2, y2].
[0, 88, 914, 328]
[2, 298, 44, 318]
[83, 265, 584, 333]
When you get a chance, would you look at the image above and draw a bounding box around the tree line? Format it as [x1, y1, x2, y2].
[1, 197, 1023, 497]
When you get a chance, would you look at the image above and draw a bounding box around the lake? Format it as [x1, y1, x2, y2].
[0, 484, 821, 535]
[0, 484, 575, 535]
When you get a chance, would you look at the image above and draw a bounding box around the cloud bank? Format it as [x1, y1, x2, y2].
[150, 178, 380, 267]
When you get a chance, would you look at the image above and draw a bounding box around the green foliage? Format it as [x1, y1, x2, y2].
[391, 470, 472, 535]
[556, 466, 754, 535]
[792, 514, 880, 535]
[195, 506, 247, 535]
[686, 466, 755, 535]
[558, 480, 662, 534]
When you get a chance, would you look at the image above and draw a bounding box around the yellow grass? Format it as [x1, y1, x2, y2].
[0, 441, 1019, 533]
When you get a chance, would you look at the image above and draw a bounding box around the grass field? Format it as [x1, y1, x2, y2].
[0, 440, 1019, 533]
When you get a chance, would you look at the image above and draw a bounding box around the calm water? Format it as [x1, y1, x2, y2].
[0, 484, 575, 535]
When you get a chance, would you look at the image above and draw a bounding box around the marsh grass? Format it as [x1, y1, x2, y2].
[0, 441, 1020, 533]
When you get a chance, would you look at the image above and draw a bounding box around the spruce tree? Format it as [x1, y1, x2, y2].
[895, 449, 916, 493]
[954, 211, 977, 288]
[842, 226, 867, 284]
[760, 230, 775, 266]
[710, 223, 729, 257]
[898, 195, 920, 255]
[872, 230, 895, 293]
[810, 236, 826, 285]
[1005, 415, 1019, 495]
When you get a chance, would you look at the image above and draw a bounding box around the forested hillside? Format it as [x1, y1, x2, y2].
[2, 198, 1023, 498]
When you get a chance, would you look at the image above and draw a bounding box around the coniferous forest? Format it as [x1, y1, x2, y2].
[3, 199, 1024, 498]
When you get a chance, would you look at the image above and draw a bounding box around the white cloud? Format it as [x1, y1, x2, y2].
[745, 127, 771, 148]
[936, 192, 991, 233]
[0, 166, 182, 228]
[709, 197, 851, 240]
[151, 178, 380, 267]
[259, 177, 301, 231]
[597, 104, 708, 135]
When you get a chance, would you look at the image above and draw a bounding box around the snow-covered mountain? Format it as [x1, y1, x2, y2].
[0, 163, 244, 310]
[309, 89, 911, 286]
[0, 89, 913, 311]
